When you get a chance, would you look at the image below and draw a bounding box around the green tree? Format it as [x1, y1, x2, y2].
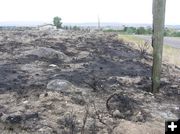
[123, 26, 128, 32]
[136, 27, 146, 35]
[147, 28, 152, 34]
[172, 32, 180, 37]
[53, 16, 62, 29]
[123, 26, 137, 34]
[73, 26, 81, 31]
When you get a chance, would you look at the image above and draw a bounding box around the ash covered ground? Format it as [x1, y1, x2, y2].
[0, 28, 179, 134]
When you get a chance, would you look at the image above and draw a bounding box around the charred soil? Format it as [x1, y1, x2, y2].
[0, 29, 179, 134]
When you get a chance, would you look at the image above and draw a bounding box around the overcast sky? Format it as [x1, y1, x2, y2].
[0, 0, 179, 25]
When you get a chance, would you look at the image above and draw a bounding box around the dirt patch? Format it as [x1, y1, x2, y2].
[0, 29, 179, 133]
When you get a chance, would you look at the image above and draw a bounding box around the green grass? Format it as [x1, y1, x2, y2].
[118, 34, 180, 66]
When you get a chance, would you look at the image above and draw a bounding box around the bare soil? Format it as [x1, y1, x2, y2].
[0, 28, 179, 134]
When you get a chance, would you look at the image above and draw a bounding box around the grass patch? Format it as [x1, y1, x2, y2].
[119, 34, 180, 66]
[118, 35, 145, 44]
[118, 34, 152, 54]
[163, 45, 180, 65]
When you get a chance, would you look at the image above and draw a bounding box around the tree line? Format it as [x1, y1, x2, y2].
[115, 26, 180, 37]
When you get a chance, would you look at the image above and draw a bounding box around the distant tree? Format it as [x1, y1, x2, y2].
[128, 27, 137, 34]
[53, 16, 62, 29]
[63, 26, 69, 30]
[123, 26, 137, 34]
[172, 31, 180, 37]
[136, 27, 146, 35]
[126, 27, 134, 34]
[164, 28, 173, 36]
[73, 26, 80, 31]
[146, 28, 152, 34]
[123, 26, 128, 32]
[123, 26, 153, 35]
[163, 28, 180, 37]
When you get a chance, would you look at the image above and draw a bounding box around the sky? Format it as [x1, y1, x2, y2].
[0, 0, 179, 25]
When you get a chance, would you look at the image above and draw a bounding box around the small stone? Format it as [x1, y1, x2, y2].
[49, 64, 57, 67]
[23, 100, 28, 104]
[132, 59, 137, 62]
[131, 111, 144, 122]
[113, 110, 124, 118]
[171, 85, 178, 88]
[174, 106, 179, 110]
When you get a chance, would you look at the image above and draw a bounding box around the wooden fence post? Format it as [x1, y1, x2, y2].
[152, 0, 166, 93]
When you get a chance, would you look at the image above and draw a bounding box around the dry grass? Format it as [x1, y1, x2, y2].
[118, 34, 180, 66]
[163, 45, 180, 65]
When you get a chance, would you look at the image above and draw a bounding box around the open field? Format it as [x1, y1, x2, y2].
[0, 29, 179, 133]
[119, 34, 180, 66]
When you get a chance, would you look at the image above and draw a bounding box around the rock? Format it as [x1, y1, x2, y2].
[22, 47, 70, 61]
[23, 100, 29, 104]
[47, 79, 90, 105]
[77, 51, 90, 59]
[130, 111, 145, 122]
[132, 59, 137, 62]
[113, 110, 124, 118]
[170, 85, 179, 88]
[47, 79, 73, 92]
[113, 120, 164, 134]
[46, 79, 86, 95]
[49, 64, 57, 67]
[161, 78, 170, 83]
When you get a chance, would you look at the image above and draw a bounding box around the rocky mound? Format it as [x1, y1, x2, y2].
[21, 47, 70, 62]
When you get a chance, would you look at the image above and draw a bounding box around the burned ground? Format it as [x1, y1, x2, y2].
[0, 29, 179, 134]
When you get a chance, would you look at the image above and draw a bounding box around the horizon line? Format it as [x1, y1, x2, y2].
[0, 21, 179, 27]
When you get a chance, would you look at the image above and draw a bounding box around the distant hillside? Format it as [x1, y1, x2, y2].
[0, 21, 179, 30]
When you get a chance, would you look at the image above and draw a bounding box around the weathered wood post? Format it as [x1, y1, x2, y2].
[152, 0, 166, 93]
